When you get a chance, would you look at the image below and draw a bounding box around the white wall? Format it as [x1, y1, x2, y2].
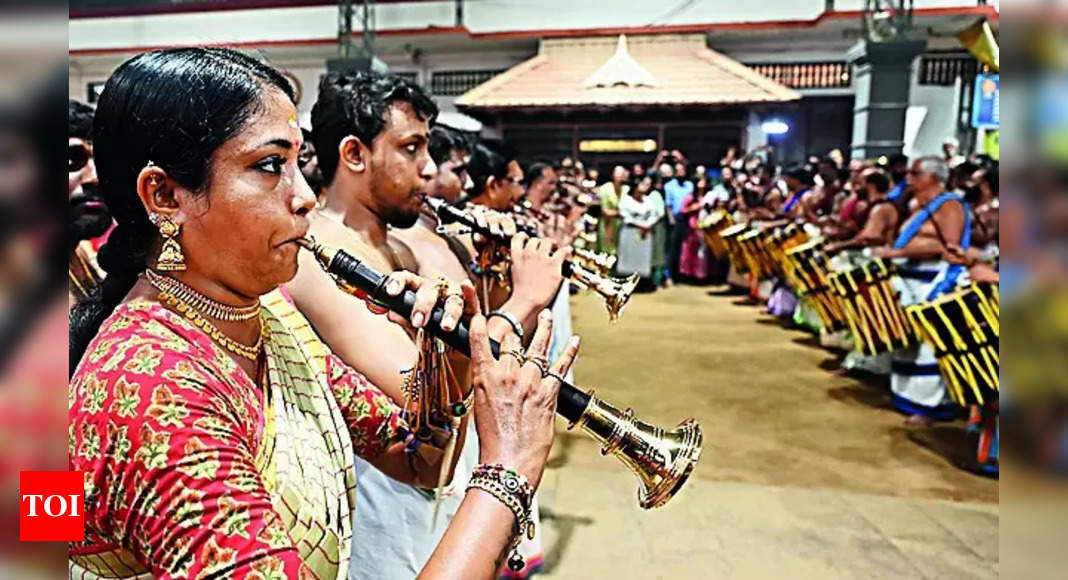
[463, 0, 819, 32]
[69, 1, 987, 51]
[69, 46, 532, 123]
[745, 110, 766, 151]
[906, 56, 960, 157]
[69, 4, 454, 51]
[832, 0, 991, 10]
[281, 52, 529, 120]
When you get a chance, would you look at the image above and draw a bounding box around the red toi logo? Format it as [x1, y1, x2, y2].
[20, 471, 85, 542]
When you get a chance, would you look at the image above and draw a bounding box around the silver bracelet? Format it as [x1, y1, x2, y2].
[487, 309, 524, 343]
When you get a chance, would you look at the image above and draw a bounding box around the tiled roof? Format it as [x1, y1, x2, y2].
[456, 33, 800, 109]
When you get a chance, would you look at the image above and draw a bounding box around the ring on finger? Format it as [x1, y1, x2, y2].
[502, 349, 526, 365]
[543, 370, 567, 385]
[526, 358, 549, 376]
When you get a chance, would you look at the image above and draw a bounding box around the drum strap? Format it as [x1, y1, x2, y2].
[893, 193, 972, 251]
[894, 193, 974, 300]
[782, 189, 807, 213]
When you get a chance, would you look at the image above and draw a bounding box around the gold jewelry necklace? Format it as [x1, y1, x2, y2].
[158, 290, 264, 361]
[147, 273, 263, 361]
[145, 269, 261, 321]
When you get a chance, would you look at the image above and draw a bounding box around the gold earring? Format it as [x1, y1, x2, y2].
[149, 213, 186, 272]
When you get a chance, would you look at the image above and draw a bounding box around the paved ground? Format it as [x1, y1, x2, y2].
[535, 284, 998, 579]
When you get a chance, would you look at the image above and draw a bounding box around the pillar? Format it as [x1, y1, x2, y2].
[848, 39, 927, 159]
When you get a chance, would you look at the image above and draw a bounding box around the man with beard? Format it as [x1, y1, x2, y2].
[390, 124, 475, 283]
[799, 157, 841, 223]
[825, 169, 901, 253]
[464, 139, 546, 309]
[394, 124, 539, 305]
[523, 161, 571, 248]
[289, 71, 566, 580]
[391, 125, 563, 578]
[963, 163, 999, 253]
[467, 138, 524, 212]
[824, 159, 874, 241]
[780, 166, 814, 219]
[520, 164, 575, 381]
[68, 99, 111, 305]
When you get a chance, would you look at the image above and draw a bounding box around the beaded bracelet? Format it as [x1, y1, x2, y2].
[467, 463, 536, 572]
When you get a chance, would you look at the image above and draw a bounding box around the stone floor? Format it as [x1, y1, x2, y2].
[534, 284, 998, 579]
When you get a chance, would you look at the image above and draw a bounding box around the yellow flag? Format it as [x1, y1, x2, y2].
[958, 19, 999, 72]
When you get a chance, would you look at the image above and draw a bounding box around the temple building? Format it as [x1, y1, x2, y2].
[455, 33, 801, 169]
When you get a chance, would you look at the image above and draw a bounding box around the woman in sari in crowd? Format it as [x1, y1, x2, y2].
[677, 176, 715, 282]
[650, 175, 670, 287]
[68, 48, 578, 580]
[616, 174, 666, 291]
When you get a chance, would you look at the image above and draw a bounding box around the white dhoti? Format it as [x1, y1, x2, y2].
[547, 285, 574, 382]
[350, 424, 476, 579]
[842, 350, 891, 375]
[888, 260, 957, 419]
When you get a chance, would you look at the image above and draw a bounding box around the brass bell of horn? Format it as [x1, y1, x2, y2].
[572, 394, 703, 509]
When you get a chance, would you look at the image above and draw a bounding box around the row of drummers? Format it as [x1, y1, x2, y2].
[702, 210, 999, 413]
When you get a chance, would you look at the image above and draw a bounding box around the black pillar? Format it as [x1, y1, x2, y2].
[847, 39, 926, 159]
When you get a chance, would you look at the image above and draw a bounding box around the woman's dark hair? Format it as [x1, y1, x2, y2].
[69, 48, 294, 375]
[311, 70, 437, 186]
[695, 175, 708, 193]
[467, 138, 517, 196]
[634, 173, 653, 195]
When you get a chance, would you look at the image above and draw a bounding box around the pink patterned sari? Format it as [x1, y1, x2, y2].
[69, 296, 403, 579]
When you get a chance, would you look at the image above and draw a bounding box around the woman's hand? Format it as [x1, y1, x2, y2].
[509, 233, 569, 311]
[468, 310, 580, 488]
[375, 271, 479, 332]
